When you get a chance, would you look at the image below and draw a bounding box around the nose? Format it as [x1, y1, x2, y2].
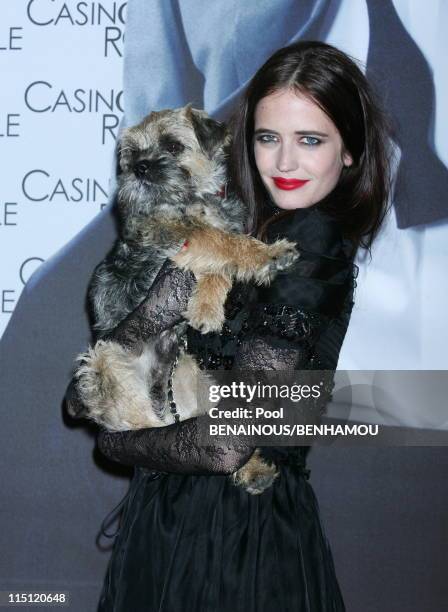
[65, 379, 87, 419]
[133, 160, 153, 180]
[277, 143, 298, 173]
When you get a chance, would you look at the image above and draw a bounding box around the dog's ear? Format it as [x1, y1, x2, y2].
[187, 107, 228, 158]
[116, 127, 133, 174]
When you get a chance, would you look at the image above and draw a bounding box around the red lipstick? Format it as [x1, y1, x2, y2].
[272, 177, 309, 190]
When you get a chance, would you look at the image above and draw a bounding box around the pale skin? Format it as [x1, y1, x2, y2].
[253, 88, 353, 210]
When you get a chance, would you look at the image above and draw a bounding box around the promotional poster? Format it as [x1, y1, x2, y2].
[1, 1, 447, 610]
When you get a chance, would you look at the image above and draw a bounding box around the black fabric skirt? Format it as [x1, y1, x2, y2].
[98, 464, 345, 611]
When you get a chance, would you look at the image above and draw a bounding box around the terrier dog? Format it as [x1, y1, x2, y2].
[68, 105, 299, 494]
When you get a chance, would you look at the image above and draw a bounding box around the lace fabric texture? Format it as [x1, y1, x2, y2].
[98, 418, 254, 476]
[101, 259, 196, 348]
[96, 271, 353, 475]
[96, 261, 256, 474]
[89, 207, 356, 476]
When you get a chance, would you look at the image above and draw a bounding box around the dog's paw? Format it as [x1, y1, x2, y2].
[184, 300, 225, 334]
[271, 240, 300, 272]
[267, 239, 299, 271]
[231, 450, 279, 495]
[253, 239, 299, 285]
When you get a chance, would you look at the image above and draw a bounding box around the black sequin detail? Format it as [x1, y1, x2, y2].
[187, 282, 254, 372]
[246, 303, 323, 343]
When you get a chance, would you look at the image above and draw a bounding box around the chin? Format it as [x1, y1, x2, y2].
[271, 195, 315, 211]
[265, 185, 315, 211]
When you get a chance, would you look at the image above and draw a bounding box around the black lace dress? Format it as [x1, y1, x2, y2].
[92, 206, 357, 612]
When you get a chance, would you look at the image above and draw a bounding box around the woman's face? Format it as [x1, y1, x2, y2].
[253, 88, 353, 210]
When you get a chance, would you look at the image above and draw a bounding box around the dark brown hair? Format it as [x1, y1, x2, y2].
[229, 41, 393, 251]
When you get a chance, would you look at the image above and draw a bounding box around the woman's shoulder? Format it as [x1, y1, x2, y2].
[260, 206, 357, 316]
[266, 206, 353, 260]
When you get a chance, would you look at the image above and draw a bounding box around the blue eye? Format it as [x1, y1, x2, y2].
[255, 134, 277, 144]
[302, 136, 321, 146]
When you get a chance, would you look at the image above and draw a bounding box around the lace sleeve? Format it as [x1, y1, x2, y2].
[95, 301, 330, 474]
[87, 260, 256, 475]
[94, 313, 324, 474]
[97, 418, 254, 475]
[102, 258, 196, 349]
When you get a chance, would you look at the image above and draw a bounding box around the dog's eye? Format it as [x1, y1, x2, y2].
[166, 141, 185, 155]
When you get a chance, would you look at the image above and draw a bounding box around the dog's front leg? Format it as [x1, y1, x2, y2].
[184, 272, 233, 333]
[171, 226, 299, 285]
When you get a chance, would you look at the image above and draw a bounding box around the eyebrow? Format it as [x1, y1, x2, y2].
[254, 128, 329, 137]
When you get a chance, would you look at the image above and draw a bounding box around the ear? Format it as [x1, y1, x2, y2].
[342, 149, 353, 167]
[188, 108, 228, 158]
[116, 127, 133, 173]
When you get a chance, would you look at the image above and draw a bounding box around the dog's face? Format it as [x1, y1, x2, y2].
[117, 105, 229, 217]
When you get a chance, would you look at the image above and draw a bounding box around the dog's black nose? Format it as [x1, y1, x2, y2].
[65, 379, 87, 419]
[133, 160, 152, 179]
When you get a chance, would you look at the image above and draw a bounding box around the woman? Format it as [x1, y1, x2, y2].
[94, 41, 391, 610]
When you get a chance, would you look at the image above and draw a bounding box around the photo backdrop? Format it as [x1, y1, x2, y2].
[1, 2, 447, 611]
[0, 0, 124, 338]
